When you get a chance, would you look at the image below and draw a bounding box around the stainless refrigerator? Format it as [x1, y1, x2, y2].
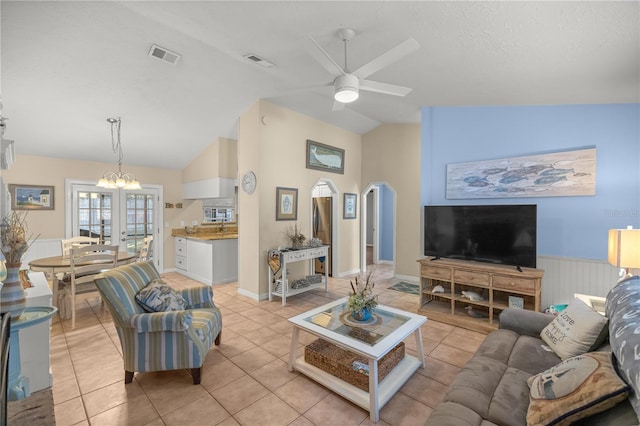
[312, 196, 332, 276]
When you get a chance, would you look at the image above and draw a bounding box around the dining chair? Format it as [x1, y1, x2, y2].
[0, 313, 10, 426]
[65, 244, 118, 329]
[138, 236, 154, 262]
[60, 236, 99, 257]
[56, 236, 100, 308]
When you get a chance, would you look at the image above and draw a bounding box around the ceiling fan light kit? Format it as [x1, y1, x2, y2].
[334, 74, 359, 103]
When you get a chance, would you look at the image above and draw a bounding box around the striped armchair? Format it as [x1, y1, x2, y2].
[93, 261, 222, 385]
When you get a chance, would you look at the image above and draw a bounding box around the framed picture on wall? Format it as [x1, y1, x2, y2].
[306, 140, 345, 174]
[344, 193, 357, 219]
[276, 187, 298, 221]
[9, 184, 54, 210]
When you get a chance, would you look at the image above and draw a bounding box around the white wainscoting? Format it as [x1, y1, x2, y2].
[538, 255, 623, 309]
[22, 238, 62, 268]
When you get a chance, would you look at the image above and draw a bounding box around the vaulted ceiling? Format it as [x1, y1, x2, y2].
[1, 1, 638, 169]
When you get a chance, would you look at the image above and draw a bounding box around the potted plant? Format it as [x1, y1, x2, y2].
[347, 272, 378, 321]
[285, 223, 306, 249]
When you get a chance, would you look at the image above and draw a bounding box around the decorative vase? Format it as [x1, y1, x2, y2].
[352, 307, 372, 322]
[0, 263, 26, 319]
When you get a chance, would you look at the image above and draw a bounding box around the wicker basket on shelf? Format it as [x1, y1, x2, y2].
[304, 339, 404, 391]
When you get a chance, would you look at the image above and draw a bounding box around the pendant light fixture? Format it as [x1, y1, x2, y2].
[97, 117, 141, 190]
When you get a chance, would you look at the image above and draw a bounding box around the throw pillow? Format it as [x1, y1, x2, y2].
[135, 279, 188, 313]
[540, 298, 608, 359]
[526, 351, 630, 426]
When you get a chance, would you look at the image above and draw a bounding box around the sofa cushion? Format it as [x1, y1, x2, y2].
[526, 351, 630, 426]
[540, 298, 608, 359]
[135, 279, 188, 313]
[606, 275, 640, 421]
[426, 401, 496, 426]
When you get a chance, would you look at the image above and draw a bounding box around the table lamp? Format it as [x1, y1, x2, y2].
[608, 226, 640, 278]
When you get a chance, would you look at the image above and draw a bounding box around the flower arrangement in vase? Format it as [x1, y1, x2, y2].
[347, 272, 378, 321]
[0, 211, 37, 318]
[285, 222, 306, 249]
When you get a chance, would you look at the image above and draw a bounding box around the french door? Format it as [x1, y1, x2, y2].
[66, 181, 163, 271]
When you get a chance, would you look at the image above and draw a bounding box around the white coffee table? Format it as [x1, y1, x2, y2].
[288, 298, 427, 422]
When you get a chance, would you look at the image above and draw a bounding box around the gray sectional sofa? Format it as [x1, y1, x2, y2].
[426, 276, 640, 426]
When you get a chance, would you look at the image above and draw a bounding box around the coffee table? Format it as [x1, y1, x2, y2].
[288, 298, 427, 422]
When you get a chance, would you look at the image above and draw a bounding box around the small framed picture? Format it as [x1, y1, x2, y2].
[343, 193, 357, 219]
[276, 187, 298, 221]
[508, 296, 524, 309]
[9, 184, 55, 210]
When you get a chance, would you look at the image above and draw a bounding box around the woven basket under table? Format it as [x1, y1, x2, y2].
[304, 339, 405, 391]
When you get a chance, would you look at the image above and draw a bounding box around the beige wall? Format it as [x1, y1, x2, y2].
[238, 100, 362, 299]
[182, 137, 238, 182]
[362, 124, 421, 278]
[1, 154, 196, 268]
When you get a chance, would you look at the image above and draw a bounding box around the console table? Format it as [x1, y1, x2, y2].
[8, 306, 57, 400]
[268, 246, 329, 305]
[417, 257, 543, 333]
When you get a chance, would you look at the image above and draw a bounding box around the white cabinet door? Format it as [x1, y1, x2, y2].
[212, 239, 238, 284]
[186, 239, 213, 285]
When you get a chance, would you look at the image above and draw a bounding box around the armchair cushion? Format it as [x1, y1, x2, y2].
[135, 279, 188, 313]
[129, 310, 193, 332]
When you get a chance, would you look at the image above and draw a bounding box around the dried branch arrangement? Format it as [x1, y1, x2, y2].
[1, 211, 38, 264]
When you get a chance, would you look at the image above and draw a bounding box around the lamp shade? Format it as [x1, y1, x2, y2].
[608, 228, 640, 268]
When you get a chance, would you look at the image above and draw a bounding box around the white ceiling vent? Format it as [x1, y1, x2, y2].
[243, 54, 274, 68]
[148, 44, 181, 65]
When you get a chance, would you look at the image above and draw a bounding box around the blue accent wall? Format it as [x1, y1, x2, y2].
[421, 104, 640, 260]
[380, 185, 395, 261]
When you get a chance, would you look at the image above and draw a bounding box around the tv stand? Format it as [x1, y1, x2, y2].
[417, 257, 543, 333]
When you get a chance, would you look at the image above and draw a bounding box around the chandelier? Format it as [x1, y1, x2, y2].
[97, 117, 141, 190]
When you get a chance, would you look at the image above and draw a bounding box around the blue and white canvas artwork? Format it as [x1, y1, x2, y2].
[446, 147, 596, 199]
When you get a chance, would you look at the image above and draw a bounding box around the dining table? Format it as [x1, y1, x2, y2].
[28, 251, 137, 314]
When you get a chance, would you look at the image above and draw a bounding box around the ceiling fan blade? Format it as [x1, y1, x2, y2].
[305, 36, 345, 77]
[332, 100, 345, 111]
[360, 79, 413, 97]
[352, 38, 420, 79]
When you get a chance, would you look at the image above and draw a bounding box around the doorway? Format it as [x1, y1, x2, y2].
[361, 182, 395, 274]
[310, 179, 338, 277]
[65, 180, 164, 271]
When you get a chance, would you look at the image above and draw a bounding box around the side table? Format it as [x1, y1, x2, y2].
[8, 306, 57, 401]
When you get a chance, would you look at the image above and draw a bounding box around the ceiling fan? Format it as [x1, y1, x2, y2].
[305, 28, 420, 111]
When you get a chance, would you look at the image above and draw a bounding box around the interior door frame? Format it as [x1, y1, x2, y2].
[309, 178, 338, 277]
[64, 179, 164, 272]
[361, 182, 395, 275]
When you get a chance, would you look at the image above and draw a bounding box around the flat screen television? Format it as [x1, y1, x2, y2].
[424, 204, 537, 268]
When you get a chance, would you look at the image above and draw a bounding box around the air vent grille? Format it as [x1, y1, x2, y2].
[148, 44, 181, 65]
[243, 54, 274, 68]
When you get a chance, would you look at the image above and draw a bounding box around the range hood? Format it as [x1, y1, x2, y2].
[202, 198, 233, 207]
[183, 177, 235, 199]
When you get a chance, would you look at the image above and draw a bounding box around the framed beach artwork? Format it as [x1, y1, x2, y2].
[446, 147, 596, 199]
[275, 187, 298, 221]
[306, 140, 344, 174]
[9, 184, 55, 210]
[343, 193, 357, 219]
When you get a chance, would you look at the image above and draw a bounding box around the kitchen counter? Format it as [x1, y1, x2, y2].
[171, 231, 238, 240]
[171, 223, 238, 241]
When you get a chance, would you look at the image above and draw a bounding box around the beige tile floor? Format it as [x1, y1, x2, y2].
[50, 265, 486, 425]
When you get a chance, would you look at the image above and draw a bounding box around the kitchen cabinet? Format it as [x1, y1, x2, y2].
[174, 236, 238, 285]
[187, 239, 214, 284]
[183, 178, 235, 199]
